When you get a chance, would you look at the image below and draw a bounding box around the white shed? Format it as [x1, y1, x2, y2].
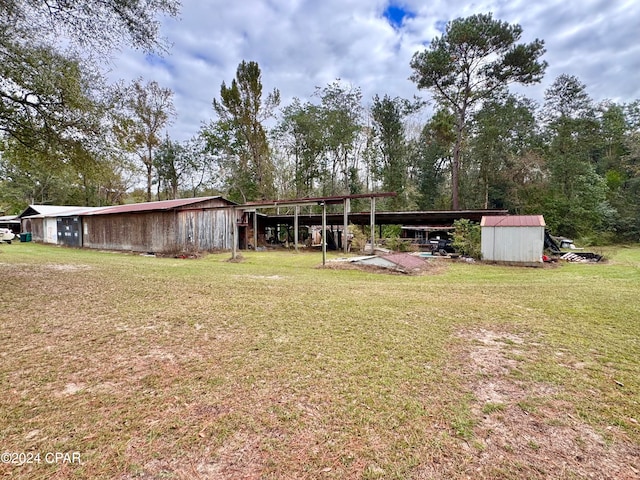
[481, 215, 545, 265]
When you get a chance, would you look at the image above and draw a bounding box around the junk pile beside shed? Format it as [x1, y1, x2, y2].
[543, 231, 602, 262]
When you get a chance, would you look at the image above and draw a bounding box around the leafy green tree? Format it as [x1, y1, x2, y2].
[0, 140, 74, 208]
[0, 43, 104, 153]
[315, 81, 364, 196]
[274, 82, 365, 200]
[617, 129, 640, 240]
[452, 219, 481, 258]
[468, 93, 540, 209]
[273, 99, 325, 197]
[0, 134, 128, 210]
[598, 103, 628, 170]
[594, 101, 640, 241]
[204, 61, 280, 202]
[542, 74, 608, 237]
[155, 138, 185, 200]
[410, 13, 547, 209]
[0, 0, 179, 153]
[370, 95, 417, 210]
[410, 109, 456, 209]
[114, 79, 175, 202]
[154, 137, 214, 200]
[2, 0, 179, 55]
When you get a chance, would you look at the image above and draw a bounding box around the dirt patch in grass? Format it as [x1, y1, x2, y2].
[120, 430, 265, 480]
[443, 328, 640, 479]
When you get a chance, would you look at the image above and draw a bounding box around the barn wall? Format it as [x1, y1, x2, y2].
[82, 199, 238, 253]
[175, 208, 237, 251]
[82, 211, 178, 253]
[481, 226, 544, 263]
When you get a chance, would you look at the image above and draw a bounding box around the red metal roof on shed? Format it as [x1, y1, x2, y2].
[481, 215, 545, 227]
[84, 196, 230, 215]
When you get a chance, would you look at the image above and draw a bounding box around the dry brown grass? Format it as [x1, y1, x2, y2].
[0, 244, 639, 479]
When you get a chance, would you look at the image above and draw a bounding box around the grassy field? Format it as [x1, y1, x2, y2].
[0, 243, 639, 479]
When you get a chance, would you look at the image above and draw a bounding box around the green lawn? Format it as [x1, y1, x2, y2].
[1, 243, 639, 479]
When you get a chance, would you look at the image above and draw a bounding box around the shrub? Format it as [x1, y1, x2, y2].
[452, 219, 481, 258]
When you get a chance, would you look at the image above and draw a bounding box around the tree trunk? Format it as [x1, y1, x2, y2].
[452, 109, 467, 210]
[452, 132, 462, 210]
[146, 145, 153, 202]
[146, 161, 153, 202]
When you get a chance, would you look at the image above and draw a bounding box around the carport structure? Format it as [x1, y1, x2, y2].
[239, 193, 508, 264]
[239, 192, 397, 264]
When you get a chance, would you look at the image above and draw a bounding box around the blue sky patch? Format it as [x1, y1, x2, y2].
[435, 20, 448, 33]
[383, 4, 416, 29]
[144, 54, 174, 73]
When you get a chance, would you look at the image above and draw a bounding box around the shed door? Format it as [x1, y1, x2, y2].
[57, 217, 82, 247]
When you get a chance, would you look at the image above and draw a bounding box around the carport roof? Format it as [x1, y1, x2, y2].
[265, 209, 508, 227]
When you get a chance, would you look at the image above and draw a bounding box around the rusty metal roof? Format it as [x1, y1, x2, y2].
[83, 196, 230, 215]
[381, 253, 427, 270]
[243, 192, 397, 207]
[481, 215, 545, 227]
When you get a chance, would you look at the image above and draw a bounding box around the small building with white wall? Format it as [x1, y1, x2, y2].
[481, 215, 546, 265]
[18, 205, 98, 244]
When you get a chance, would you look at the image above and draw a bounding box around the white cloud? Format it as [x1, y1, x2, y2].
[106, 0, 640, 141]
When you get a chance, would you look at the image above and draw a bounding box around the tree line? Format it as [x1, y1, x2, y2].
[1, 7, 639, 242]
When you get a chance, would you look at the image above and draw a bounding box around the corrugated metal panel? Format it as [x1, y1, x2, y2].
[381, 253, 427, 270]
[481, 225, 544, 263]
[18, 205, 83, 218]
[85, 196, 231, 215]
[481, 215, 545, 227]
[21, 207, 107, 219]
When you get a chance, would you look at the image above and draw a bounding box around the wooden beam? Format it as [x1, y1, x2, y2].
[343, 198, 349, 254]
[231, 208, 237, 259]
[370, 196, 376, 253]
[322, 202, 327, 266]
[294, 205, 299, 252]
[252, 210, 257, 250]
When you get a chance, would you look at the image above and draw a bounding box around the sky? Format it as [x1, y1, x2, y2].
[106, 0, 640, 141]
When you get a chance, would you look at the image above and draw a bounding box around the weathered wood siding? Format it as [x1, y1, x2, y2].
[82, 199, 238, 253]
[175, 208, 237, 251]
[82, 211, 179, 252]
